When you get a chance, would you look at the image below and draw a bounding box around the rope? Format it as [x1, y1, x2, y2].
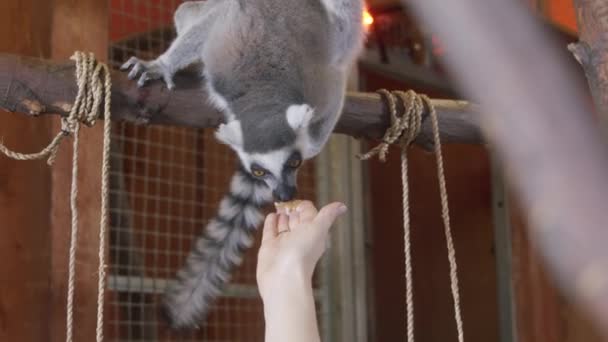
[428, 94, 464, 342]
[360, 89, 464, 342]
[0, 51, 111, 342]
[96, 54, 112, 342]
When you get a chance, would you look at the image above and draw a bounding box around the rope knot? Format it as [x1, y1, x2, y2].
[359, 89, 431, 162]
[0, 51, 112, 342]
[60, 118, 75, 136]
[0, 51, 110, 165]
[358, 89, 463, 342]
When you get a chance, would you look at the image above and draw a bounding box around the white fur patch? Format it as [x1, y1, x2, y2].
[319, 0, 348, 18]
[215, 120, 243, 147]
[298, 133, 318, 160]
[230, 173, 253, 198]
[205, 80, 231, 115]
[286, 104, 314, 131]
[218, 198, 240, 219]
[243, 204, 263, 227]
[205, 220, 230, 240]
[252, 183, 273, 204]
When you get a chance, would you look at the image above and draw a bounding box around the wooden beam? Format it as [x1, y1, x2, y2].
[0, 53, 484, 151]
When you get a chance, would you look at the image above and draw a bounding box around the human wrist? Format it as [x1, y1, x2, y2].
[262, 277, 320, 342]
[262, 274, 317, 331]
[260, 267, 313, 307]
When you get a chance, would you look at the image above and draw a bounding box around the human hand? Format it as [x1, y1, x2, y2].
[256, 201, 347, 300]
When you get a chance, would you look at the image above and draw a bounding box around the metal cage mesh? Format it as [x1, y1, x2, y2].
[106, 1, 318, 340]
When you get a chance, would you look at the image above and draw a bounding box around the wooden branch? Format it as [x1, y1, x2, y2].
[0, 53, 483, 150]
[569, 0, 608, 123]
[405, 0, 608, 337]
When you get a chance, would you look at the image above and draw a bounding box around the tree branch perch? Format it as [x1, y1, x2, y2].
[0, 53, 483, 150]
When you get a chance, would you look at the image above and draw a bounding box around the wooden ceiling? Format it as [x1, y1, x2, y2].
[367, 0, 401, 9]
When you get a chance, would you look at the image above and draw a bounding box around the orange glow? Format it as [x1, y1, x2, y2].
[363, 9, 374, 27]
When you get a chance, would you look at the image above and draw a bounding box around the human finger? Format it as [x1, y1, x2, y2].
[261, 213, 278, 242]
[313, 202, 348, 232]
[294, 200, 318, 223]
[288, 210, 301, 229]
[277, 213, 290, 234]
[274, 202, 287, 215]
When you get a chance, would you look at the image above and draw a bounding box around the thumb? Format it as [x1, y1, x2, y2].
[313, 202, 348, 231]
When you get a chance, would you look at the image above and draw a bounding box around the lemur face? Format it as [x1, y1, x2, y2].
[239, 149, 303, 202]
[215, 104, 314, 201]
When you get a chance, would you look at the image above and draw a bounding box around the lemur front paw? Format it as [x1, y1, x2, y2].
[120, 57, 176, 90]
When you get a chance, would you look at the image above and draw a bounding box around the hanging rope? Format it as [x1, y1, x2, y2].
[95, 54, 112, 342]
[0, 51, 111, 342]
[360, 89, 464, 342]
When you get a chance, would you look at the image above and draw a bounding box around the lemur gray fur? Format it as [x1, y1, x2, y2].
[121, 0, 364, 329]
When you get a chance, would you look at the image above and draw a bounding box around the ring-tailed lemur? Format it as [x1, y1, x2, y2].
[121, 0, 364, 329]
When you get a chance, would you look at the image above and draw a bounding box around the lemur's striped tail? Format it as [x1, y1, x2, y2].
[162, 168, 272, 329]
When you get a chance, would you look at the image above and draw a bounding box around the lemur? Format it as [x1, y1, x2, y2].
[122, 0, 364, 329]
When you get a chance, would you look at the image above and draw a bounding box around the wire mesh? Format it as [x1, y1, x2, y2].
[107, 1, 319, 340]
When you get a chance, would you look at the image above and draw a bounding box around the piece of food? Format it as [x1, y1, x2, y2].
[274, 200, 303, 213]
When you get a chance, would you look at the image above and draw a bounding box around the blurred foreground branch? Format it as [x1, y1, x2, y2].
[405, 0, 608, 337]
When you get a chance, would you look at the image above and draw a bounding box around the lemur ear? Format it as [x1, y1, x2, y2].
[286, 104, 314, 131]
[215, 120, 243, 147]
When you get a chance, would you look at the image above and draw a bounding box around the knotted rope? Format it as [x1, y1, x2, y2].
[360, 89, 464, 342]
[0, 51, 111, 342]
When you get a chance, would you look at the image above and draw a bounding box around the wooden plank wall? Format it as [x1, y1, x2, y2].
[510, 202, 604, 342]
[1, 1, 111, 341]
[0, 1, 53, 341]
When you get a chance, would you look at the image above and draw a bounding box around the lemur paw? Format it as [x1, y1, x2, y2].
[120, 57, 176, 90]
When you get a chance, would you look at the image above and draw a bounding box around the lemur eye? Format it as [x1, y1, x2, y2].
[287, 159, 302, 168]
[252, 169, 266, 177]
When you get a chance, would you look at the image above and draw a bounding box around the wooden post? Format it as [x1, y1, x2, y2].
[0, 1, 53, 341]
[316, 69, 370, 342]
[48, 1, 109, 341]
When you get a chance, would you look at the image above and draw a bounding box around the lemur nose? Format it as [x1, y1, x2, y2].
[273, 186, 296, 202]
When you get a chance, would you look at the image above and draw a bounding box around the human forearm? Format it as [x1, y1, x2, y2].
[262, 273, 321, 342]
[258, 203, 346, 342]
